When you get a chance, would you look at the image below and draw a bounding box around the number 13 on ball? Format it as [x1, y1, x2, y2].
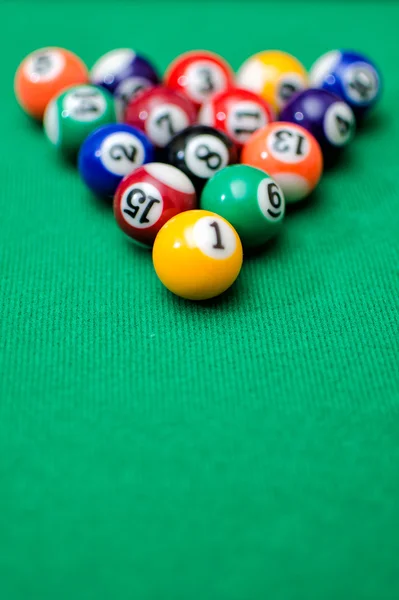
[152, 210, 243, 301]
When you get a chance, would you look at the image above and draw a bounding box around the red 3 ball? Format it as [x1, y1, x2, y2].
[164, 50, 235, 109]
[113, 163, 197, 246]
[199, 87, 275, 148]
[124, 86, 197, 148]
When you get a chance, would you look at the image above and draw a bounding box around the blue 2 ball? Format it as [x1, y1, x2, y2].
[78, 124, 155, 198]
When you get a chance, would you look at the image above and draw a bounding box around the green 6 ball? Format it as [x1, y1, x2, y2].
[200, 164, 285, 248]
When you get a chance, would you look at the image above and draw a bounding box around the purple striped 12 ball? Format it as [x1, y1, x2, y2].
[309, 50, 382, 121]
[90, 49, 159, 119]
[279, 89, 356, 161]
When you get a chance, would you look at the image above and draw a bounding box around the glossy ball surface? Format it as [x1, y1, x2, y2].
[153, 210, 243, 300]
[165, 125, 238, 192]
[124, 86, 197, 148]
[309, 50, 382, 119]
[14, 47, 88, 120]
[113, 163, 197, 246]
[279, 89, 355, 158]
[78, 124, 154, 198]
[43, 85, 116, 156]
[237, 50, 309, 113]
[241, 122, 323, 203]
[199, 87, 275, 148]
[200, 165, 285, 248]
[90, 49, 159, 120]
[164, 50, 235, 108]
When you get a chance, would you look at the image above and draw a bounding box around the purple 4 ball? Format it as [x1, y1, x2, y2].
[279, 88, 356, 160]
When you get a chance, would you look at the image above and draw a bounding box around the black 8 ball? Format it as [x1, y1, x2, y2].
[164, 125, 238, 192]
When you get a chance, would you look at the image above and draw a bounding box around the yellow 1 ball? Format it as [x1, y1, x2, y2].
[152, 210, 243, 301]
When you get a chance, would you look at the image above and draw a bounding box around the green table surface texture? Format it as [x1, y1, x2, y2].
[1, 1, 399, 599]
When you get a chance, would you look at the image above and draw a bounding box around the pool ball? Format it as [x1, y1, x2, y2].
[164, 50, 235, 108]
[309, 50, 382, 120]
[279, 89, 355, 160]
[164, 125, 238, 192]
[14, 47, 88, 120]
[90, 49, 159, 120]
[237, 50, 309, 113]
[198, 88, 275, 148]
[153, 210, 243, 301]
[200, 165, 285, 248]
[78, 124, 154, 198]
[43, 85, 116, 156]
[124, 86, 197, 148]
[113, 163, 197, 246]
[241, 122, 323, 203]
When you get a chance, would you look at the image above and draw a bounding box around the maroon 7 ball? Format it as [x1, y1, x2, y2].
[124, 86, 197, 148]
[113, 163, 197, 247]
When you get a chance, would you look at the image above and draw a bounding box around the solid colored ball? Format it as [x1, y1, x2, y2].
[43, 85, 116, 156]
[164, 50, 235, 108]
[14, 47, 89, 120]
[200, 165, 285, 248]
[113, 163, 197, 246]
[198, 87, 275, 148]
[164, 125, 238, 192]
[279, 89, 355, 159]
[90, 48, 159, 120]
[153, 210, 243, 300]
[78, 124, 154, 198]
[241, 122, 323, 203]
[237, 50, 309, 113]
[309, 50, 382, 120]
[124, 86, 197, 148]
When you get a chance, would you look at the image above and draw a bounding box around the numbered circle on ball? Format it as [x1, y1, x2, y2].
[185, 61, 228, 103]
[121, 182, 163, 229]
[324, 102, 355, 146]
[25, 49, 65, 82]
[185, 134, 229, 179]
[277, 73, 307, 107]
[100, 132, 145, 176]
[227, 101, 267, 143]
[146, 104, 191, 147]
[343, 62, 379, 105]
[63, 87, 107, 122]
[257, 178, 285, 222]
[268, 126, 310, 163]
[193, 216, 237, 260]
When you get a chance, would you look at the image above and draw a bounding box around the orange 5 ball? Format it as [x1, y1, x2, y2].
[242, 122, 323, 203]
[14, 47, 89, 120]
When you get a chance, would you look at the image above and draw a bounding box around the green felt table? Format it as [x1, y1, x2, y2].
[1, 1, 399, 598]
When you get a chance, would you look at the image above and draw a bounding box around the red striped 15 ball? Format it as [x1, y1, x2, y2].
[113, 163, 197, 246]
[164, 50, 235, 108]
[124, 86, 197, 148]
[199, 88, 275, 148]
